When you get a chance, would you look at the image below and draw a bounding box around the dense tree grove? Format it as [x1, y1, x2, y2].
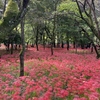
[0, 0, 100, 53]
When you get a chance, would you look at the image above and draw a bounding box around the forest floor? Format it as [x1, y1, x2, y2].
[0, 45, 100, 100]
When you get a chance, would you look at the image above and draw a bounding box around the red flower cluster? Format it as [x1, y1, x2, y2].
[0, 47, 100, 99]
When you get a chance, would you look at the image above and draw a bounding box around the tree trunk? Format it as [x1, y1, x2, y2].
[80, 40, 84, 49]
[61, 41, 64, 48]
[11, 41, 13, 54]
[51, 43, 53, 55]
[91, 45, 93, 53]
[36, 26, 39, 51]
[36, 41, 39, 51]
[92, 43, 100, 58]
[20, 19, 25, 76]
[73, 41, 75, 48]
[66, 33, 69, 50]
[75, 43, 78, 53]
[67, 40, 69, 50]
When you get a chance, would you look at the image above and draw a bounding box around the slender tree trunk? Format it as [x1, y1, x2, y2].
[92, 43, 100, 58]
[67, 40, 69, 50]
[26, 42, 28, 49]
[91, 45, 93, 53]
[51, 42, 53, 55]
[20, 19, 25, 76]
[61, 41, 64, 48]
[75, 43, 78, 53]
[80, 40, 84, 49]
[66, 33, 69, 50]
[81, 28, 100, 58]
[35, 25, 39, 51]
[52, 7, 56, 48]
[11, 41, 13, 54]
[36, 41, 39, 51]
[73, 41, 75, 48]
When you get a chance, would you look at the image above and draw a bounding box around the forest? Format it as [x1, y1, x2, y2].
[0, 0, 100, 100]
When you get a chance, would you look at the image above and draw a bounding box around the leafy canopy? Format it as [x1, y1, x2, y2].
[3, 0, 19, 26]
[0, 0, 19, 40]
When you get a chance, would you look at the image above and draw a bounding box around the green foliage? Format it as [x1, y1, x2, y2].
[3, 31, 21, 48]
[26, 91, 37, 99]
[0, 0, 19, 41]
[84, 75, 91, 80]
[58, 1, 78, 14]
[2, 0, 19, 26]
[66, 94, 74, 100]
[97, 88, 100, 93]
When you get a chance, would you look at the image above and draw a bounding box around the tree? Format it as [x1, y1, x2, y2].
[18, 0, 29, 76]
[0, 0, 29, 40]
[0, 0, 30, 76]
[25, 0, 63, 55]
[75, 0, 100, 58]
[0, 0, 19, 41]
[58, 0, 81, 50]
